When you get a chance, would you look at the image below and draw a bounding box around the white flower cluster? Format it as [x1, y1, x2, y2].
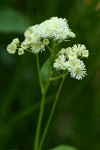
[7, 38, 20, 54]
[7, 17, 75, 55]
[53, 44, 89, 80]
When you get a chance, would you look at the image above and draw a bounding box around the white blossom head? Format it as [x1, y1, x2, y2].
[7, 38, 20, 54]
[18, 48, 24, 55]
[31, 41, 45, 53]
[66, 58, 87, 80]
[53, 44, 89, 80]
[72, 44, 89, 58]
[42, 17, 75, 41]
[53, 55, 67, 70]
[24, 25, 41, 44]
[7, 17, 76, 55]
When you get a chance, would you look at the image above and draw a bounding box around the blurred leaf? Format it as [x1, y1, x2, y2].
[0, 9, 30, 33]
[50, 145, 78, 150]
[40, 58, 50, 90]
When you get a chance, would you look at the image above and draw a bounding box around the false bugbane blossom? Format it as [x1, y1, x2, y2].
[7, 17, 75, 55]
[53, 44, 89, 80]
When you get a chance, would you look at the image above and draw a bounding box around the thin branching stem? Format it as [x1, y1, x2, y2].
[39, 72, 67, 150]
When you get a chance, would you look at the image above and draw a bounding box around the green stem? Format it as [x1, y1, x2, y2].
[50, 75, 64, 81]
[36, 54, 44, 93]
[34, 91, 46, 150]
[39, 74, 66, 150]
[46, 45, 52, 52]
[34, 54, 45, 150]
[34, 53, 52, 150]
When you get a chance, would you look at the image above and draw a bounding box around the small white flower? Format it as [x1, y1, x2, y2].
[64, 47, 72, 56]
[18, 48, 24, 55]
[72, 44, 89, 58]
[66, 58, 87, 80]
[67, 52, 77, 59]
[24, 25, 41, 43]
[24, 36, 32, 44]
[31, 41, 45, 53]
[24, 26, 33, 37]
[59, 48, 67, 55]
[53, 55, 67, 70]
[38, 20, 52, 38]
[59, 47, 77, 59]
[7, 44, 17, 54]
[13, 38, 20, 44]
[70, 66, 87, 80]
[68, 30, 76, 38]
[66, 58, 80, 69]
[82, 50, 89, 58]
[21, 41, 29, 50]
[43, 39, 49, 45]
[7, 38, 20, 54]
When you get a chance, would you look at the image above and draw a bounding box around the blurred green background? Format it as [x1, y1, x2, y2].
[0, 0, 100, 150]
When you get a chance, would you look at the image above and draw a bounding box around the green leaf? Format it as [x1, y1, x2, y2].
[40, 58, 50, 89]
[50, 145, 78, 150]
[0, 9, 30, 33]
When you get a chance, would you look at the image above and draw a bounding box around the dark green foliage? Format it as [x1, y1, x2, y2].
[0, 0, 100, 150]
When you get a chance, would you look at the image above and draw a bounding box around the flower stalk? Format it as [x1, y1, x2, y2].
[39, 72, 67, 150]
